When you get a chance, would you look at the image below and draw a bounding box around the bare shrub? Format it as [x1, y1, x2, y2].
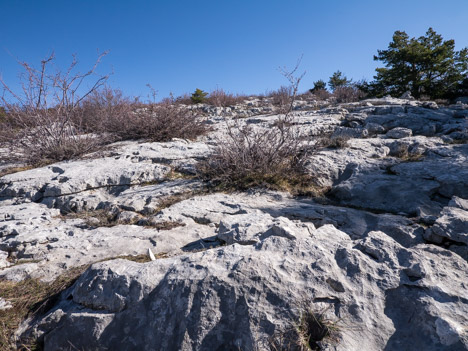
[197, 58, 316, 193]
[75, 87, 135, 134]
[0, 52, 109, 165]
[206, 88, 246, 107]
[174, 93, 193, 105]
[197, 118, 312, 191]
[74, 88, 208, 142]
[316, 134, 350, 149]
[333, 86, 366, 103]
[0, 106, 7, 125]
[311, 88, 332, 101]
[269, 85, 293, 113]
[102, 101, 208, 142]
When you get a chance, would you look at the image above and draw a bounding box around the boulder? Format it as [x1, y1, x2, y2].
[386, 127, 413, 139]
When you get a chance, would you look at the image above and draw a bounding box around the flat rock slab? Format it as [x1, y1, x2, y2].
[0, 157, 171, 202]
[0, 202, 215, 282]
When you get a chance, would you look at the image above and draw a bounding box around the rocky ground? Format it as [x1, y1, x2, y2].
[1, 96, 467, 350]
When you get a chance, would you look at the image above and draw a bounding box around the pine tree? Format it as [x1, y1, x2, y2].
[371, 28, 468, 99]
[191, 88, 208, 104]
[310, 79, 327, 92]
[328, 71, 351, 92]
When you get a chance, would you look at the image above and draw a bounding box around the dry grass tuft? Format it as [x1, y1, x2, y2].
[269, 307, 341, 351]
[0, 166, 34, 178]
[0, 265, 88, 350]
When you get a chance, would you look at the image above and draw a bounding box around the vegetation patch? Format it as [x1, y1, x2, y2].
[196, 118, 316, 195]
[0, 166, 34, 178]
[0, 265, 87, 350]
[61, 209, 119, 228]
[316, 134, 350, 149]
[270, 307, 341, 351]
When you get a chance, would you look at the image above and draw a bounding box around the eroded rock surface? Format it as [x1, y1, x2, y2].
[1, 97, 467, 350]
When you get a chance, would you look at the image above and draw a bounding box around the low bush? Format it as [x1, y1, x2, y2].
[0, 52, 109, 165]
[197, 58, 318, 194]
[311, 88, 332, 101]
[75, 87, 135, 133]
[0, 105, 105, 165]
[108, 102, 208, 142]
[333, 86, 366, 103]
[206, 88, 246, 107]
[174, 93, 193, 105]
[269, 85, 293, 113]
[197, 116, 315, 193]
[77, 88, 207, 142]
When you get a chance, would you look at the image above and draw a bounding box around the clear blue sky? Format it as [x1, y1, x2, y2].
[1, 0, 467, 100]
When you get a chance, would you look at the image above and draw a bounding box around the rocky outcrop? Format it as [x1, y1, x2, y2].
[1, 97, 467, 350]
[19, 220, 468, 350]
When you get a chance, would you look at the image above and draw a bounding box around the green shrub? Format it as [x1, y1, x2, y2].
[191, 88, 208, 104]
[309, 80, 327, 93]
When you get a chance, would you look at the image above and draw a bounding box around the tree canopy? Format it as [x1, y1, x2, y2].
[310, 79, 327, 92]
[328, 71, 352, 92]
[371, 28, 468, 99]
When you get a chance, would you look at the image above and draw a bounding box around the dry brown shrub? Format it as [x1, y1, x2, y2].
[269, 85, 293, 112]
[333, 86, 366, 103]
[73, 87, 209, 142]
[197, 58, 315, 193]
[311, 88, 332, 101]
[174, 93, 193, 105]
[197, 117, 313, 192]
[102, 102, 208, 142]
[0, 52, 109, 165]
[206, 88, 246, 107]
[75, 87, 135, 134]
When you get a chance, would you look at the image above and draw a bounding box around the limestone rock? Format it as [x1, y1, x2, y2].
[20, 225, 468, 351]
[386, 127, 413, 139]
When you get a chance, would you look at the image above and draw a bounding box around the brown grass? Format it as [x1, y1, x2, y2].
[0, 166, 34, 178]
[316, 134, 350, 149]
[0, 265, 87, 350]
[61, 207, 187, 231]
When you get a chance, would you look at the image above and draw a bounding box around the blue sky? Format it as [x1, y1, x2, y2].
[1, 0, 467, 100]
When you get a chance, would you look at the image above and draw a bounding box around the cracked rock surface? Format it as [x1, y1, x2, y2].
[1, 97, 468, 350]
